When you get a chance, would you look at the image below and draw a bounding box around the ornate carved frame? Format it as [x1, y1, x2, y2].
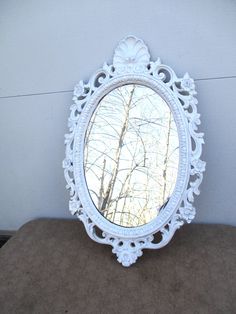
[63, 36, 205, 267]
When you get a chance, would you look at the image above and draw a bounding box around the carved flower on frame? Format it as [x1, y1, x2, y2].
[73, 81, 84, 98]
[180, 206, 196, 223]
[62, 158, 72, 170]
[116, 250, 141, 267]
[181, 73, 195, 92]
[191, 159, 206, 175]
[69, 200, 80, 215]
[68, 115, 80, 130]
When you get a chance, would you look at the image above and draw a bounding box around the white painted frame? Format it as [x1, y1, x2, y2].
[63, 36, 205, 267]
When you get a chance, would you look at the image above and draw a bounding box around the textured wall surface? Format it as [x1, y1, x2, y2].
[0, 0, 236, 230]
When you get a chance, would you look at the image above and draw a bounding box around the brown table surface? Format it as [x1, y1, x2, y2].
[0, 219, 235, 314]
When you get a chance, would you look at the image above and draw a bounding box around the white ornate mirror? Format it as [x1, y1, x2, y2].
[63, 36, 205, 267]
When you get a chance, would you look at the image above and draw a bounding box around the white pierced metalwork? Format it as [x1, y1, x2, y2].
[63, 36, 205, 267]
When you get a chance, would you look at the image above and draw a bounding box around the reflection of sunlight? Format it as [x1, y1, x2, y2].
[84, 84, 179, 227]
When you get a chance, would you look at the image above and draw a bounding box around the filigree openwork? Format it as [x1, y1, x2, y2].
[63, 36, 205, 267]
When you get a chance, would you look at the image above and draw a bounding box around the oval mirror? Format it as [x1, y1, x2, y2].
[63, 36, 205, 267]
[84, 84, 179, 227]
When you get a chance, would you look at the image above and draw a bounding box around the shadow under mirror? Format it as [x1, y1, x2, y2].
[84, 84, 179, 227]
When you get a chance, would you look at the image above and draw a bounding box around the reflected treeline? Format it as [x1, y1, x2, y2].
[84, 84, 179, 227]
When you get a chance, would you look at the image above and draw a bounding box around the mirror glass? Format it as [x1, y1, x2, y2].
[84, 84, 179, 227]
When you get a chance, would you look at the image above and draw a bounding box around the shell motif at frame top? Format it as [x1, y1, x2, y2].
[113, 36, 150, 67]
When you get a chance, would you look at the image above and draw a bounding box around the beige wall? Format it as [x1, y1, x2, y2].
[0, 0, 236, 230]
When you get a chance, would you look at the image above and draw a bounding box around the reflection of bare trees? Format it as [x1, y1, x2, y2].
[84, 84, 179, 227]
[162, 110, 171, 204]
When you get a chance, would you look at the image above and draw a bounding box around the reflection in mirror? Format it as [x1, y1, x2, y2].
[84, 84, 179, 227]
